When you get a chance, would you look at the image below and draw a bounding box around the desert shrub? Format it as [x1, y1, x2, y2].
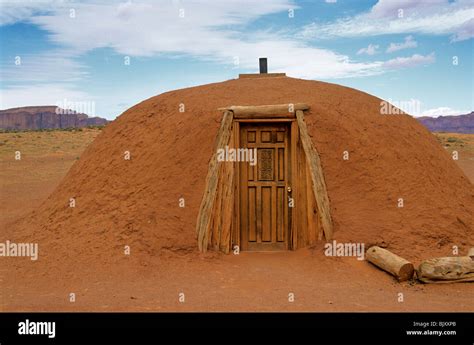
[86, 125, 106, 130]
[446, 137, 463, 144]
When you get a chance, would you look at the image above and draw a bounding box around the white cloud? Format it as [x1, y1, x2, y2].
[419, 107, 471, 117]
[300, 0, 474, 41]
[369, 0, 447, 19]
[243, 40, 383, 78]
[26, 1, 298, 57]
[1, 0, 398, 117]
[382, 99, 470, 117]
[386, 35, 417, 53]
[357, 44, 379, 55]
[0, 0, 386, 80]
[0, 0, 459, 119]
[0, 84, 92, 110]
[450, 17, 474, 42]
[383, 52, 435, 69]
[0, 51, 88, 82]
[0, 1, 54, 26]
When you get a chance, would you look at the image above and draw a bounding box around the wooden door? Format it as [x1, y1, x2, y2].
[239, 123, 290, 251]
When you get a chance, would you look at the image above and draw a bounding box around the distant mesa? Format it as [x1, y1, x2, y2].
[416, 112, 474, 134]
[0, 105, 108, 130]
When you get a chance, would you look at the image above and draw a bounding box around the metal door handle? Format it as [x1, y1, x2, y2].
[287, 186, 292, 193]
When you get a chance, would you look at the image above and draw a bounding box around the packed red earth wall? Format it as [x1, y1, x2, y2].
[6, 77, 473, 268]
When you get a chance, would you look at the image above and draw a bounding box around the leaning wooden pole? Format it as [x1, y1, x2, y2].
[296, 110, 333, 240]
[196, 110, 234, 252]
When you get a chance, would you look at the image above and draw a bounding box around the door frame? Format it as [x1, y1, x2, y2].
[232, 118, 298, 251]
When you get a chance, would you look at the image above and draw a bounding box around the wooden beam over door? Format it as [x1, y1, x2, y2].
[218, 103, 309, 119]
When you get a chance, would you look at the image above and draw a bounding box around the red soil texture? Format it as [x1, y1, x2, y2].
[2, 77, 473, 310]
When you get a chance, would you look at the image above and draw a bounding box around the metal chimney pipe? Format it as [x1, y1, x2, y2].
[259, 58, 268, 74]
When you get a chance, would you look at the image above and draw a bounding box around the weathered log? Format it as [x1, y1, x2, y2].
[366, 246, 414, 281]
[218, 103, 309, 118]
[296, 110, 333, 240]
[417, 256, 474, 283]
[196, 110, 234, 252]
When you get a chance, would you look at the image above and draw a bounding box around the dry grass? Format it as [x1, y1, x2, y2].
[0, 128, 102, 227]
[434, 132, 474, 183]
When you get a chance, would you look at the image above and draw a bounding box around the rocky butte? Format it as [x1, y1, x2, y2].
[416, 112, 474, 134]
[0, 106, 108, 130]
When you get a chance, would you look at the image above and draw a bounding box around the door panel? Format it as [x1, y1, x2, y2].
[240, 123, 290, 251]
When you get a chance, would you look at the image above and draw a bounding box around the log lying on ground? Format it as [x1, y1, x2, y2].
[366, 246, 414, 281]
[417, 256, 474, 284]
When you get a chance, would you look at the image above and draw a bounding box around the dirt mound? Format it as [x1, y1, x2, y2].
[5, 77, 474, 271]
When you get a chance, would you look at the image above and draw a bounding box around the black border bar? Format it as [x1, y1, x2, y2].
[0, 312, 473, 345]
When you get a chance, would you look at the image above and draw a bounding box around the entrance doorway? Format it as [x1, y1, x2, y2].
[196, 103, 333, 254]
[239, 123, 291, 251]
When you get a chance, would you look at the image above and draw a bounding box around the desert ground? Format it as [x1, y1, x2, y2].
[435, 132, 474, 184]
[1, 129, 473, 312]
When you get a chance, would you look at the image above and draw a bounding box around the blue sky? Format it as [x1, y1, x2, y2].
[0, 0, 472, 119]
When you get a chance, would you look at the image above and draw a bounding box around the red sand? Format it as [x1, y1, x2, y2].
[2, 77, 473, 311]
